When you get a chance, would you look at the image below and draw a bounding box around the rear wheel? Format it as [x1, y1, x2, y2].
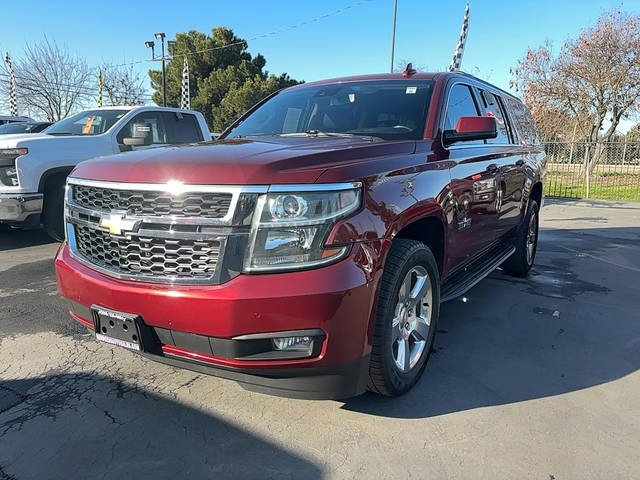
[502, 199, 539, 276]
[368, 239, 440, 397]
[43, 180, 66, 241]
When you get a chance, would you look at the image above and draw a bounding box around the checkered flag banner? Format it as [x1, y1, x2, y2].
[181, 56, 190, 110]
[97, 71, 103, 107]
[4, 52, 18, 116]
[448, 3, 470, 72]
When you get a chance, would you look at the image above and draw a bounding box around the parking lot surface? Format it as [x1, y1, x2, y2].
[1, 198, 639, 479]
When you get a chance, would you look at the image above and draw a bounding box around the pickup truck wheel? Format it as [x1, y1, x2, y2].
[502, 199, 539, 277]
[43, 181, 65, 242]
[368, 239, 440, 397]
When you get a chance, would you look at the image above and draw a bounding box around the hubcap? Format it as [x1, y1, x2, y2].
[391, 266, 432, 373]
[526, 210, 538, 264]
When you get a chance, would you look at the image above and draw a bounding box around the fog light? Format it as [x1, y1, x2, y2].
[272, 336, 313, 354]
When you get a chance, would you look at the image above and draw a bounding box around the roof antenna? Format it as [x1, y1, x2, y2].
[449, 3, 470, 72]
[402, 63, 417, 77]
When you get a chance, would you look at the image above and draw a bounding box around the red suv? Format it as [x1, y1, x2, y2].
[55, 72, 545, 399]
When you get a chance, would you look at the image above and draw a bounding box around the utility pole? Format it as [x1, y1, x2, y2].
[390, 0, 398, 73]
[145, 33, 168, 106]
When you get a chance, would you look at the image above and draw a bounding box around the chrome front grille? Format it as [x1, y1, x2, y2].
[65, 178, 267, 285]
[74, 225, 221, 278]
[73, 184, 232, 218]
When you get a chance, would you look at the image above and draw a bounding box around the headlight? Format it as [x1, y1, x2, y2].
[0, 148, 27, 186]
[244, 183, 361, 272]
[0, 148, 28, 159]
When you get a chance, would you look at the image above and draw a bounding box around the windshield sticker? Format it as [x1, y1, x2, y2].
[82, 116, 95, 134]
[406, 86, 417, 94]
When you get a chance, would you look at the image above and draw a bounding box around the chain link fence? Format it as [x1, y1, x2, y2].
[543, 141, 640, 201]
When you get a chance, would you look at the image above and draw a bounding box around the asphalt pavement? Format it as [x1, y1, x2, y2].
[0, 198, 638, 479]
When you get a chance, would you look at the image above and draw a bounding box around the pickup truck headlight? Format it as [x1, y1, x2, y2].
[244, 183, 361, 272]
[0, 148, 27, 187]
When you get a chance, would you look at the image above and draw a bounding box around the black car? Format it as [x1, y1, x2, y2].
[0, 122, 53, 134]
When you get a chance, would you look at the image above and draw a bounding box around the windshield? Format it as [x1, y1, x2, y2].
[46, 110, 128, 136]
[226, 80, 435, 141]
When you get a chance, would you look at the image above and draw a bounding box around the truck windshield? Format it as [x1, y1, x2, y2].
[46, 110, 128, 136]
[226, 80, 435, 141]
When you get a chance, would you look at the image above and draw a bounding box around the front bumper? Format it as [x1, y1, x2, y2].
[0, 193, 43, 223]
[55, 241, 384, 399]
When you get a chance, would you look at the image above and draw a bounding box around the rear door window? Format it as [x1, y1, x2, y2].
[479, 90, 511, 144]
[162, 112, 203, 144]
[444, 84, 483, 145]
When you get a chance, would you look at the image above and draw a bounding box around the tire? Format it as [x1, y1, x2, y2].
[501, 199, 539, 277]
[368, 239, 440, 397]
[43, 180, 66, 241]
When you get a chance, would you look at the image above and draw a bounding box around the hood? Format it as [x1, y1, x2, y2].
[71, 137, 417, 185]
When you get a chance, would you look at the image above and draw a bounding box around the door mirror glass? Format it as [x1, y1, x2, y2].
[443, 116, 497, 146]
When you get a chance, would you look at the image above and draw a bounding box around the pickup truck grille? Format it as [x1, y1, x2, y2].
[64, 179, 265, 285]
[73, 184, 232, 218]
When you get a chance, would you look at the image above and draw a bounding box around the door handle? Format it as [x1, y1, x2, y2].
[486, 163, 498, 172]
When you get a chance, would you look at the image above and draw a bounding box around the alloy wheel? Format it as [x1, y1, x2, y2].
[391, 266, 433, 373]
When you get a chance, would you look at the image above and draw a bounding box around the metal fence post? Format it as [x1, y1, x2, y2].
[584, 143, 591, 199]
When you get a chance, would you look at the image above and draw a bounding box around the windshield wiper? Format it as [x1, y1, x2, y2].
[280, 130, 379, 141]
[46, 132, 74, 136]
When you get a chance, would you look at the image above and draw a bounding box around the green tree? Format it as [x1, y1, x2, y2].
[149, 27, 301, 131]
[627, 123, 640, 142]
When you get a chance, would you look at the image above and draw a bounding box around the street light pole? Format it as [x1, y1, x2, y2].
[155, 33, 167, 107]
[390, 0, 398, 73]
[146, 33, 168, 107]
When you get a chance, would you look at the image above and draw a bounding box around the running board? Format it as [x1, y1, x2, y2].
[440, 245, 516, 303]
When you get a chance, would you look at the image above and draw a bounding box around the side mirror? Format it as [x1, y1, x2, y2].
[443, 116, 497, 146]
[123, 122, 153, 146]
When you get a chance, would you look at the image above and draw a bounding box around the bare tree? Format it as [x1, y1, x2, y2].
[99, 63, 147, 106]
[511, 9, 640, 146]
[0, 37, 92, 121]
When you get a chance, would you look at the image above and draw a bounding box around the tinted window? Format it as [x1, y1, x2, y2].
[444, 84, 482, 144]
[505, 97, 540, 146]
[117, 112, 167, 146]
[0, 123, 31, 134]
[479, 90, 510, 144]
[162, 112, 203, 143]
[46, 110, 127, 136]
[227, 80, 435, 141]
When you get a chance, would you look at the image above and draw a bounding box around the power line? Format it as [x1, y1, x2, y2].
[113, 0, 371, 68]
[0, 72, 154, 100]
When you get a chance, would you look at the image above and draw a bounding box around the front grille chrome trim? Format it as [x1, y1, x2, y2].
[67, 177, 268, 226]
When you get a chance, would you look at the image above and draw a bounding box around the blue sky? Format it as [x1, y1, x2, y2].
[1, 0, 640, 123]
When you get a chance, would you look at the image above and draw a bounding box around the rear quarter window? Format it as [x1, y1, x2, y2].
[505, 97, 540, 146]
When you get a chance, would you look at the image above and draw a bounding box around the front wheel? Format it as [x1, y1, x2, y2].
[368, 239, 440, 397]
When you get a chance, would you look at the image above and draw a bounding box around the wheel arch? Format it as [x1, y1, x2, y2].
[392, 213, 446, 277]
[38, 166, 75, 193]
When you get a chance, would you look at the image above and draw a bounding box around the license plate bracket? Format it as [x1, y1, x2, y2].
[91, 306, 143, 351]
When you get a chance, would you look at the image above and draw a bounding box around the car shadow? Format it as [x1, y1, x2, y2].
[341, 226, 640, 418]
[0, 373, 323, 479]
[0, 227, 57, 251]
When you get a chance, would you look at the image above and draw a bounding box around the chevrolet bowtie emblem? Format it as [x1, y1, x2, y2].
[99, 212, 139, 236]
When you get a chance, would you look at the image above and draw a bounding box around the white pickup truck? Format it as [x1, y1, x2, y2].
[0, 106, 211, 239]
